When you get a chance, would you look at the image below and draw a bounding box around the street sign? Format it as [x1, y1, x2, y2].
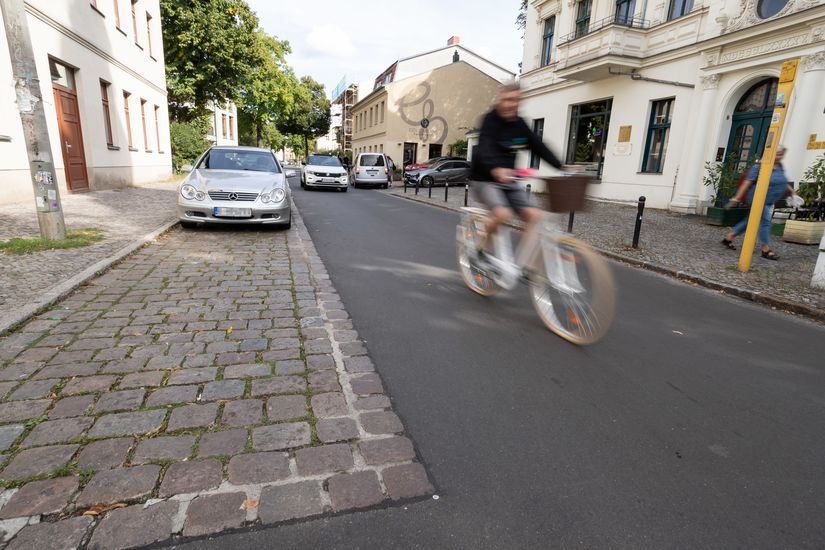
[331, 76, 347, 101]
[738, 58, 799, 272]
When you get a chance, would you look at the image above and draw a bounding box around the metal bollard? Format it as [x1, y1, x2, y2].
[428, 181, 432, 198]
[464, 184, 469, 207]
[415, 179, 420, 195]
[567, 212, 575, 233]
[526, 183, 531, 198]
[444, 182, 449, 202]
[632, 196, 646, 248]
[403, 177, 407, 194]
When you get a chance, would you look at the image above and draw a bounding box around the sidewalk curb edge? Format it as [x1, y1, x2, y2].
[0, 218, 180, 336]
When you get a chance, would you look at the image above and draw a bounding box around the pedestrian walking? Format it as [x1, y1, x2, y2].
[720, 146, 797, 260]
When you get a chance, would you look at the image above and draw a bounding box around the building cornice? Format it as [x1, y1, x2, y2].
[24, 3, 168, 97]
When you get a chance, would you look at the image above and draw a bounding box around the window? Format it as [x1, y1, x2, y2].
[369, 107, 373, 127]
[100, 81, 114, 147]
[140, 99, 150, 151]
[123, 91, 133, 149]
[541, 17, 555, 67]
[380, 102, 384, 124]
[154, 105, 163, 153]
[221, 114, 227, 138]
[113, 0, 121, 28]
[615, 0, 636, 24]
[642, 99, 673, 173]
[530, 119, 545, 169]
[566, 99, 612, 177]
[229, 116, 234, 140]
[49, 59, 75, 89]
[667, 0, 694, 20]
[757, 0, 789, 18]
[131, 0, 139, 46]
[575, 0, 592, 38]
[146, 12, 154, 58]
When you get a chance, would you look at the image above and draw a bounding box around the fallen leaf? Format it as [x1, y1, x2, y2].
[672, 330, 684, 335]
[243, 499, 259, 509]
[226, 327, 233, 335]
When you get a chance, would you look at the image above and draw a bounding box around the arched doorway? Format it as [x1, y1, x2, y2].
[726, 77, 778, 173]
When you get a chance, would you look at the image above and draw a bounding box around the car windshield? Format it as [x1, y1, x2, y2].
[359, 155, 385, 167]
[198, 150, 280, 173]
[307, 155, 342, 167]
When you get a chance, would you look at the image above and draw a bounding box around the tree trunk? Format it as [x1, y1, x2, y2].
[256, 124, 262, 148]
[304, 134, 309, 158]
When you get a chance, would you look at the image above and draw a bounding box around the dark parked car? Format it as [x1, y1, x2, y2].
[404, 159, 470, 187]
[405, 155, 464, 172]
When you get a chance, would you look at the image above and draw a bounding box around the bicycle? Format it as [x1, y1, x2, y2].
[456, 174, 615, 345]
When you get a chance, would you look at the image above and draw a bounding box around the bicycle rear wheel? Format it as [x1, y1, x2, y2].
[529, 235, 615, 345]
[456, 212, 499, 296]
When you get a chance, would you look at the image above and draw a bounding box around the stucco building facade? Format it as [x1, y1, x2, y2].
[0, 0, 172, 205]
[519, 0, 825, 211]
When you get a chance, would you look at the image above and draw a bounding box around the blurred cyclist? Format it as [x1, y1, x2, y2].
[470, 82, 575, 257]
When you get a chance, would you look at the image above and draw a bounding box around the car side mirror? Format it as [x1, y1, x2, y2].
[285, 170, 296, 177]
[301, 161, 306, 166]
[181, 164, 193, 172]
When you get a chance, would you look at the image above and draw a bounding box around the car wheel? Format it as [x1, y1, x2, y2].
[341, 187, 348, 192]
[180, 221, 197, 230]
[284, 214, 292, 229]
[422, 176, 434, 188]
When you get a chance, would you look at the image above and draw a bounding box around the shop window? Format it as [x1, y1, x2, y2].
[530, 118, 545, 169]
[641, 99, 673, 173]
[566, 99, 612, 177]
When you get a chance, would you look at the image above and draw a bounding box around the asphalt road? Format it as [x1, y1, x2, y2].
[175, 177, 825, 550]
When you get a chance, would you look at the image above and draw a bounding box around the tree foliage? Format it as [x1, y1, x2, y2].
[161, 0, 264, 120]
[516, 0, 528, 31]
[169, 115, 211, 171]
[277, 76, 331, 156]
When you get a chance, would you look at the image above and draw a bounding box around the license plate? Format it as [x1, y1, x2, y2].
[367, 170, 378, 174]
[321, 178, 334, 183]
[213, 207, 252, 218]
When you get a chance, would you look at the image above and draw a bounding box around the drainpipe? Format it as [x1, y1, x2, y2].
[608, 67, 695, 88]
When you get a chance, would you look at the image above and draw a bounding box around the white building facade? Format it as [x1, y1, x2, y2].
[519, 0, 825, 211]
[0, 0, 172, 205]
[206, 101, 238, 146]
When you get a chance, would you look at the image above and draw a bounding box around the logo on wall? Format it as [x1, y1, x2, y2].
[397, 83, 448, 144]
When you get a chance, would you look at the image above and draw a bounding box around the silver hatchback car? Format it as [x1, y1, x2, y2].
[177, 146, 292, 228]
[352, 153, 391, 188]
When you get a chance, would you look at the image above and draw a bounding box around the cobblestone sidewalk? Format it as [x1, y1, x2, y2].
[0, 184, 179, 320]
[0, 203, 432, 548]
[386, 183, 824, 313]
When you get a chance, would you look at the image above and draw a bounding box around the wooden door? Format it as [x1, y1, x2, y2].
[53, 86, 89, 192]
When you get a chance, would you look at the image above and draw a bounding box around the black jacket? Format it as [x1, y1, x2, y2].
[471, 109, 562, 181]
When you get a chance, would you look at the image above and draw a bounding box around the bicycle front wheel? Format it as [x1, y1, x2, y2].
[456, 212, 499, 297]
[529, 235, 615, 345]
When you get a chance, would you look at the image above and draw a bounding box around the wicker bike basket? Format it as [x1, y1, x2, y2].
[535, 175, 591, 213]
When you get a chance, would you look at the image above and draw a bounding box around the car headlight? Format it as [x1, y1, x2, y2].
[306, 173, 316, 180]
[260, 193, 271, 203]
[180, 184, 202, 200]
[339, 175, 348, 182]
[272, 188, 286, 203]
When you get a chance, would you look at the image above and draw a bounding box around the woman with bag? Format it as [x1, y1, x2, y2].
[720, 146, 797, 260]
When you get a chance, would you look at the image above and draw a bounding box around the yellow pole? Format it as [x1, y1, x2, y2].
[738, 58, 799, 272]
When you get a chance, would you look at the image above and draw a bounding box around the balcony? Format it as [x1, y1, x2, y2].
[552, 8, 706, 81]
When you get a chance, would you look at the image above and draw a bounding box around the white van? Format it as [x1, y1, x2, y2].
[352, 153, 391, 189]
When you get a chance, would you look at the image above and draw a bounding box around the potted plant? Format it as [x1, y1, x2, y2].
[703, 155, 751, 226]
[783, 153, 825, 244]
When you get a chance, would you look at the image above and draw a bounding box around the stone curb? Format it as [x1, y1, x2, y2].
[387, 191, 825, 323]
[0, 218, 179, 337]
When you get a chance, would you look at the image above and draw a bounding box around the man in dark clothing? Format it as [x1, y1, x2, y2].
[471, 83, 572, 252]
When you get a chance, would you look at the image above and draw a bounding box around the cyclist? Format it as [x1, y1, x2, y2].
[470, 82, 576, 259]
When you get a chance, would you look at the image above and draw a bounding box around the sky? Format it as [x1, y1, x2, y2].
[248, 0, 525, 98]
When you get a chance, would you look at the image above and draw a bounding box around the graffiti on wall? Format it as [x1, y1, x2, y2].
[397, 82, 448, 144]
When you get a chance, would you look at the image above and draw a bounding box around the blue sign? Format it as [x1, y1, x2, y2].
[331, 76, 347, 101]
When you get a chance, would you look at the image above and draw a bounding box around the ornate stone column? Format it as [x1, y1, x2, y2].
[782, 50, 825, 184]
[670, 74, 721, 212]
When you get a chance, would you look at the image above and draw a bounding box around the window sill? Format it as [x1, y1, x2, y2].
[637, 170, 663, 175]
[128, 146, 139, 152]
[107, 145, 120, 151]
[90, 4, 105, 17]
[136, 43, 143, 50]
[145, 149, 153, 153]
[158, 150, 165, 154]
[117, 27, 127, 37]
[150, 55, 157, 62]
[0, 135, 12, 142]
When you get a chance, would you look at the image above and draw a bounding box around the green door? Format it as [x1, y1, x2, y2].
[725, 78, 778, 173]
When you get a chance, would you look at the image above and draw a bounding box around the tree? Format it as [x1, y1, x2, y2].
[516, 0, 528, 32]
[169, 115, 211, 171]
[237, 30, 298, 148]
[238, 108, 286, 150]
[161, 0, 264, 120]
[278, 76, 331, 157]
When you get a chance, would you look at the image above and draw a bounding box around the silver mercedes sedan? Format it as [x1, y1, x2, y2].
[177, 146, 294, 228]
